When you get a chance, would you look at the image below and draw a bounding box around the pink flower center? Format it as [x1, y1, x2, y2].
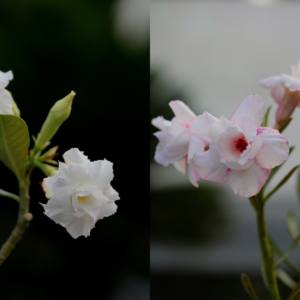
[235, 137, 248, 153]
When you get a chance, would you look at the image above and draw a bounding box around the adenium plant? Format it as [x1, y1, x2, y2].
[152, 63, 300, 300]
[0, 70, 119, 266]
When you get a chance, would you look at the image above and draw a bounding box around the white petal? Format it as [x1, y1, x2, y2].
[208, 116, 234, 141]
[259, 76, 282, 88]
[173, 156, 187, 174]
[151, 116, 171, 131]
[194, 151, 229, 183]
[154, 128, 191, 166]
[63, 148, 90, 165]
[187, 161, 201, 187]
[169, 100, 196, 126]
[0, 89, 13, 115]
[228, 164, 271, 198]
[41, 175, 58, 199]
[0, 71, 13, 89]
[281, 74, 300, 92]
[255, 127, 289, 169]
[230, 94, 265, 128]
[271, 86, 285, 104]
[192, 112, 218, 142]
[64, 214, 95, 239]
[239, 135, 262, 163]
[104, 186, 120, 201]
[235, 116, 257, 143]
[97, 201, 118, 220]
[225, 159, 254, 170]
[291, 61, 300, 79]
[187, 135, 206, 162]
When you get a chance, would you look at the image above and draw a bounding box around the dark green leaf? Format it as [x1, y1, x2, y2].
[279, 117, 292, 133]
[287, 211, 299, 239]
[262, 106, 271, 127]
[241, 273, 260, 300]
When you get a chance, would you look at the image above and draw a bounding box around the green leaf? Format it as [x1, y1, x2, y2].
[276, 268, 297, 289]
[260, 256, 269, 289]
[287, 211, 299, 239]
[264, 165, 300, 202]
[0, 188, 19, 202]
[262, 106, 271, 127]
[0, 115, 30, 181]
[289, 290, 300, 300]
[269, 235, 300, 276]
[241, 273, 260, 300]
[265, 146, 295, 188]
[279, 117, 292, 133]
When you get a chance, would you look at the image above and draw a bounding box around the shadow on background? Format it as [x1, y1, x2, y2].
[0, 0, 149, 299]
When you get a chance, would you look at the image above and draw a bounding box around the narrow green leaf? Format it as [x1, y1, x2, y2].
[0, 115, 30, 181]
[275, 234, 300, 268]
[241, 273, 260, 300]
[260, 257, 269, 289]
[279, 117, 292, 133]
[265, 165, 300, 202]
[265, 146, 295, 188]
[276, 268, 297, 289]
[287, 211, 299, 239]
[262, 106, 271, 127]
[269, 236, 300, 276]
[0, 188, 19, 202]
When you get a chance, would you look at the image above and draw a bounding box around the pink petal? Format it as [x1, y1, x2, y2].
[192, 112, 219, 142]
[225, 159, 254, 171]
[187, 161, 201, 187]
[239, 136, 262, 164]
[228, 164, 271, 198]
[154, 128, 191, 166]
[169, 100, 196, 127]
[271, 86, 285, 104]
[291, 61, 300, 79]
[187, 135, 206, 162]
[235, 116, 257, 143]
[281, 74, 300, 92]
[151, 116, 171, 131]
[194, 151, 229, 183]
[259, 76, 282, 88]
[173, 156, 187, 174]
[255, 127, 289, 169]
[208, 116, 234, 141]
[230, 94, 265, 128]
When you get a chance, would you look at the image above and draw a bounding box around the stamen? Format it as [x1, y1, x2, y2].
[235, 137, 247, 153]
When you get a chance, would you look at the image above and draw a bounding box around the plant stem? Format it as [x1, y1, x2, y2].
[256, 199, 281, 300]
[0, 174, 32, 267]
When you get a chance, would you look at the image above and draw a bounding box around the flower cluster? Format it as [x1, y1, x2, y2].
[0, 70, 14, 115]
[41, 148, 119, 238]
[152, 95, 289, 198]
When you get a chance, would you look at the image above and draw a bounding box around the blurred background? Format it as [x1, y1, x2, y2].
[151, 1, 300, 299]
[0, 0, 149, 299]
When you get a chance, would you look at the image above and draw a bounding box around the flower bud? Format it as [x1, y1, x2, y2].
[34, 91, 75, 152]
[34, 160, 59, 176]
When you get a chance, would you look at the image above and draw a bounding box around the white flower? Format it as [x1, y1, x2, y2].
[0, 70, 14, 115]
[41, 148, 119, 238]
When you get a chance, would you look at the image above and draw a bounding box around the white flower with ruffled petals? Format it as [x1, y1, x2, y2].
[41, 148, 119, 238]
[151, 100, 204, 186]
[0, 70, 14, 115]
[193, 95, 289, 198]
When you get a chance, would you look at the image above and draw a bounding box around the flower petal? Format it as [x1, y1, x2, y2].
[169, 100, 196, 126]
[192, 112, 219, 142]
[255, 127, 289, 169]
[41, 175, 58, 199]
[64, 214, 95, 239]
[281, 74, 300, 92]
[187, 161, 201, 187]
[0, 89, 13, 115]
[271, 86, 285, 104]
[230, 94, 265, 128]
[259, 76, 282, 88]
[0, 70, 13, 89]
[63, 148, 90, 165]
[97, 202, 118, 220]
[235, 116, 257, 143]
[105, 186, 120, 201]
[151, 116, 171, 131]
[208, 116, 234, 141]
[227, 164, 271, 198]
[193, 151, 229, 183]
[187, 135, 206, 162]
[173, 156, 187, 174]
[154, 128, 191, 166]
[291, 61, 300, 79]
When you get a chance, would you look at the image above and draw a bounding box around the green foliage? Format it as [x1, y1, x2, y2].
[279, 117, 292, 133]
[0, 115, 29, 181]
[261, 106, 271, 127]
[286, 211, 299, 239]
[241, 273, 260, 300]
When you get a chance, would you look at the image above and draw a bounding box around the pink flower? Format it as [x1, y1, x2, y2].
[259, 61, 300, 129]
[193, 95, 289, 198]
[151, 100, 204, 186]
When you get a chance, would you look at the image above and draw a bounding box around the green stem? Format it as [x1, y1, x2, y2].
[0, 174, 32, 267]
[256, 199, 281, 300]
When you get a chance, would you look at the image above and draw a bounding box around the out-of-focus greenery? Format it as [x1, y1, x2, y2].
[0, 1, 149, 299]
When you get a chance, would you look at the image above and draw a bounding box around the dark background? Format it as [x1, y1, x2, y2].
[0, 0, 149, 299]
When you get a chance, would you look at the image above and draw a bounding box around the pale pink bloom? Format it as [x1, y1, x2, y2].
[259, 61, 300, 129]
[152, 100, 203, 186]
[193, 95, 289, 198]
